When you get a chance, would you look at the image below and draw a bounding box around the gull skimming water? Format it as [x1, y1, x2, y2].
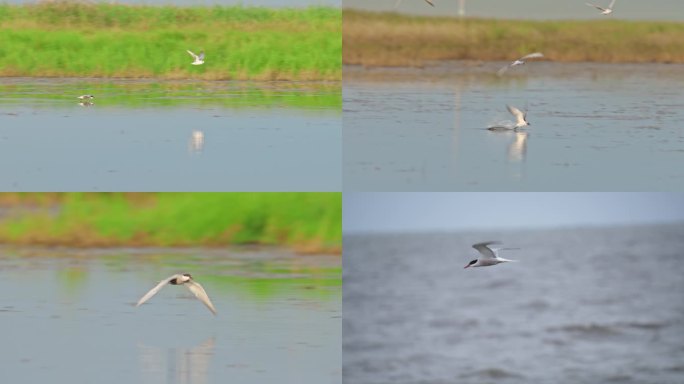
[187, 50, 205, 65]
[586, 0, 616, 15]
[507, 104, 530, 128]
[136, 273, 217, 315]
[487, 104, 530, 131]
[464, 241, 519, 269]
[497, 52, 544, 76]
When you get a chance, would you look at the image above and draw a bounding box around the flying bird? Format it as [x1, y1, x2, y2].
[136, 273, 217, 315]
[507, 104, 530, 128]
[497, 52, 544, 76]
[395, 0, 434, 8]
[586, 0, 616, 15]
[77, 95, 94, 100]
[187, 50, 205, 65]
[464, 241, 519, 269]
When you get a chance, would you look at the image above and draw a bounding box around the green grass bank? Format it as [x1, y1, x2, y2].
[0, 2, 341, 80]
[344, 10, 684, 67]
[0, 193, 341, 254]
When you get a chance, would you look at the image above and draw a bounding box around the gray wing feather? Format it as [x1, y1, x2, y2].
[186, 280, 217, 315]
[497, 65, 510, 76]
[520, 52, 543, 60]
[136, 275, 176, 307]
[472, 241, 501, 259]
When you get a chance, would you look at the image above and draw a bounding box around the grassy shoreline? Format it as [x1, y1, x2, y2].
[0, 193, 342, 254]
[0, 3, 341, 80]
[344, 10, 684, 67]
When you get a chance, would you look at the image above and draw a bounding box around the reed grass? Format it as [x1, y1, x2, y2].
[343, 10, 684, 67]
[0, 2, 341, 80]
[0, 193, 342, 254]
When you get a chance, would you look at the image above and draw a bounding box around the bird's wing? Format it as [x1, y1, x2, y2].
[497, 64, 510, 76]
[507, 105, 526, 124]
[586, 3, 605, 11]
[608, 0, 616, 9]
[424, 0, 434, 6]
[520, 52, 544, 61]
[136, 275, 177, 307]
[186, 280, 217, 315]
[198, 52, 205, 60]
[472, 241, 501, 259]
[187, 50, 198, 60]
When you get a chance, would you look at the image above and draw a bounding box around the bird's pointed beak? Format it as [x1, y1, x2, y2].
[464, 264, 471, 269]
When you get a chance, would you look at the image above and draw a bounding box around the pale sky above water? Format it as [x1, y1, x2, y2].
[344, 0, 684, 21]
[344, 193, 684, 233]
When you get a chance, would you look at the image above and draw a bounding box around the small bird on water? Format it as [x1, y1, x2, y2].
[487, 105, 530, 131]
[507, 104, 530, 128]
[464, 241, 519, 269]
[136, 273, 217, 315]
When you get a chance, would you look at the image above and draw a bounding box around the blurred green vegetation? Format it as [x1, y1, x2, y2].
[0, 80, 341, 110]
[0, 193, 341, 254]
[344, 10, 684, 66]
[0, 2, 341, 80]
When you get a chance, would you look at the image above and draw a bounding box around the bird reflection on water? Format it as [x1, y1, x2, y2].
[138, 337, 215, 384]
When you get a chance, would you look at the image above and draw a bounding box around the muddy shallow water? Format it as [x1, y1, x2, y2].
[344, 62, 684, 191]
[0, 246, 341, 384]
[0, 79, 341, 191]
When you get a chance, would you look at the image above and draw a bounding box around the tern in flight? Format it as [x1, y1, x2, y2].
[77, 95, 94, 100]
[187, 50, 205, 65]
[464, 241, 519, 269]
[136, 273, 217, 315]
[395, 0, 434, 8]
[586, 0, 616, 15]
[497, 52, 544, 76]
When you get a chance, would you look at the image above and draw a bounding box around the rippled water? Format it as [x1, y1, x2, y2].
[0, 79, 341, 191]
[343, 224, 684, 384]
[344, 63, 684, 191]
[0, 247, 341, 384]
[345, 0, 684, 20]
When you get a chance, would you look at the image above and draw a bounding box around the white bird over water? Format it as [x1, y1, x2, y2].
[497, 52, 544, 76]
[136, 273, 217, 315]
[464, 241, 519, 269]
[507, 104, 530, 128]
[586, 0, 616, 15]
[187, 50, 205, 65]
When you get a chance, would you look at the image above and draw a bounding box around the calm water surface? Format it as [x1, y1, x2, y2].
[343, 224, 684, 384]
[0, 79, 341, 191]
[344, 63, 684, 191]
[0, 247, 341, 384]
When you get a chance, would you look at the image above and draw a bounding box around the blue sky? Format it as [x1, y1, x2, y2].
[344, 193, 684, 233]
